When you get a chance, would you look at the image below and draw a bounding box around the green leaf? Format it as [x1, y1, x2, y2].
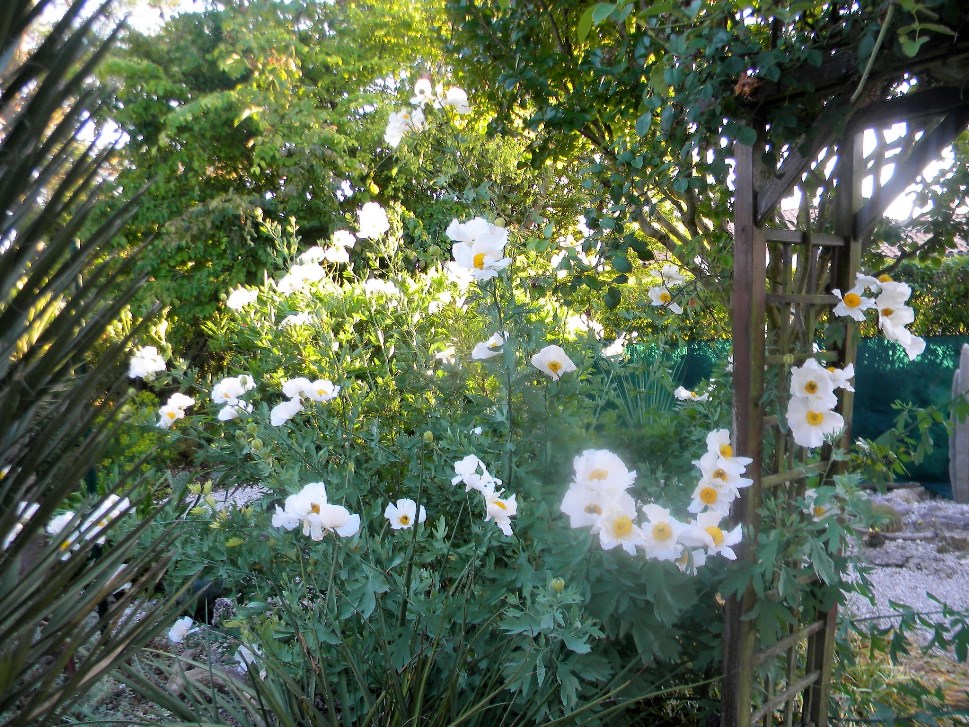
[576, 6, 594, 42]
[603, 286, 621, 309]
[736, 125, 757, 146]
[591, 3, 616, 25]
[635, 112, 652, 136]
[611, 252, 632, 273]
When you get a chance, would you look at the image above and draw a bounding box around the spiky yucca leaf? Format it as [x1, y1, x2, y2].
[0, 1, 186, 723]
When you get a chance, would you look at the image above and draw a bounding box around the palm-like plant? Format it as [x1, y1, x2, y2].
[0, 1, 183, 722]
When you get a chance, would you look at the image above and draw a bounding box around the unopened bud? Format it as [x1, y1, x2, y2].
[550, 578, 565, 593]
[422, 431, 434, 443]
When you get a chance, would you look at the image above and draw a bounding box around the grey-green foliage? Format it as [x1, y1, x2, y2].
[950, 343, 969, 502]
[0, 1, 185, 722]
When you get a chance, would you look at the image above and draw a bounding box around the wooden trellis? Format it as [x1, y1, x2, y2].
[721, 90, 969, 727]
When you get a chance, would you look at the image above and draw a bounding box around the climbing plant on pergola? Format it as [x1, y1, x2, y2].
[449, 1, 969, 723]
[725, 16, 969, 727]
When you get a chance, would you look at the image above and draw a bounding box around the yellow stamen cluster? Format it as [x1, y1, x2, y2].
[398, 514, 411, 525]
[659, 291, 672, 303]
[472, 253, 486, 269]
[611, 515, 634, 538]
[651, 522, 673, 542]
[803, 380, 818, 394]
[843, 292, 862, 308]
[719, 444, 733, 457]
[584, 503, 603, 515]
[700, 487, 719, 505]
[806, 411, 824, 426]
[588, 468, 609, 480]
[547, 360, 562, 373]
[705, 526, 725, 546]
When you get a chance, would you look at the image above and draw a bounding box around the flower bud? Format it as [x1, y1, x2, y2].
[550, 578, 565, 593]
[422, 431, 434, 443]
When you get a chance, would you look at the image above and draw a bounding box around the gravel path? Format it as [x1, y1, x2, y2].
[844, 486, 969, 640]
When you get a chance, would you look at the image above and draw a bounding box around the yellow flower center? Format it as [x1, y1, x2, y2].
[584, 503, 603, 515]
[492, 500, 508, 511]
[705, 526, 725, 546]
[806, 410, 825, 426]
[878, 274, 892, 283]
[59, 540, 72, 552]
[166, 411, 177, 419]
[588, 468, 609, 480]
[712, 468, 728, 481]
[223, 392, 232, 398]
[317, 388, 327, 396]
[547, 360, 562, 373]
[843, 292, 862, 308]
[881, 307, 893, 317]
[700, 487, 719, 505]
[611, 516, 634, 538]
[473, 253, 486, 269]
[813, 506, 827, 518]
[651, 522, 673, 542]
[804, 380, 818, 394]
[398, 514, 411, 525]
[310, 502, 321, 514]
[719, 444, 733, 457]
[827, 366, 836, 373]
[659, 291, 671, 303]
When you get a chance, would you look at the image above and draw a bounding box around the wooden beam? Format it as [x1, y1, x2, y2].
[721, 142, 766, 727]
[755, 97, 850, 224]
[849, 86, 969, 129]
[856, 106, 969, 240]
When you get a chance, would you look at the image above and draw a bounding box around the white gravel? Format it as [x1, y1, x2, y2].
[844, 486, 969, 641]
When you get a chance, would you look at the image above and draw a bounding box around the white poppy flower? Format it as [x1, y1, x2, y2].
[384, 498, 426, 530]
[332, 230, 356, 248]
[235, 645, 265, 678]
[831, 286, 875, 321]
[357, 202, 390, 239]
[447, 217, 511, 282]
[270, 397, 303, 426]
[298, 246, 326, 264]
[825, 363, 855, 392]
[675, 548, 707, 575]
[168, 616, 194, 644]
[167, 393, 195, 410]
[363, 278, 399, 297]
[128, 346, 167, 380]
[280, 312, 314, 328]
[218, 401, 253, 421]
[688, 478, 737, 514]
[854, 273, 881, 292]
[281, 377, 313, 399]
[212, 375, 255, 404]
[804, 488, 839, 521]
[304, 379, 340, 403]
[648, 285, 683, 314]
[659, 263, 686, 285]
[593, 502, 645, 555]
[561, 483, 636, 530]
[674, 386, 708, 402]
[384, 108, 427, 147]
[639, 504, 685, 561]
[484, 492, 517, 536]
[789, 359, 838, 408]
[471, 332, 506, 360]
[530, 345, 576, 381]
[47, 511, 79, 557]
[571, 449, 636, 494]
[439, 86, 471, 114]
[680, 511, 741, 560]
[226, 287, 259, 311]
[272, 482, 359, 539]
[786, 397, 843, 448]
[411, 78, 434, 106]
[451, 454, 500, 494]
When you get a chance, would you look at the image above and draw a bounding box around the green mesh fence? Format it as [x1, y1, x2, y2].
[667, 336, 969, 497]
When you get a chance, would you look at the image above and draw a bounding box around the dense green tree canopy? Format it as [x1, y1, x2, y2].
[447, 0, 969, 305]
